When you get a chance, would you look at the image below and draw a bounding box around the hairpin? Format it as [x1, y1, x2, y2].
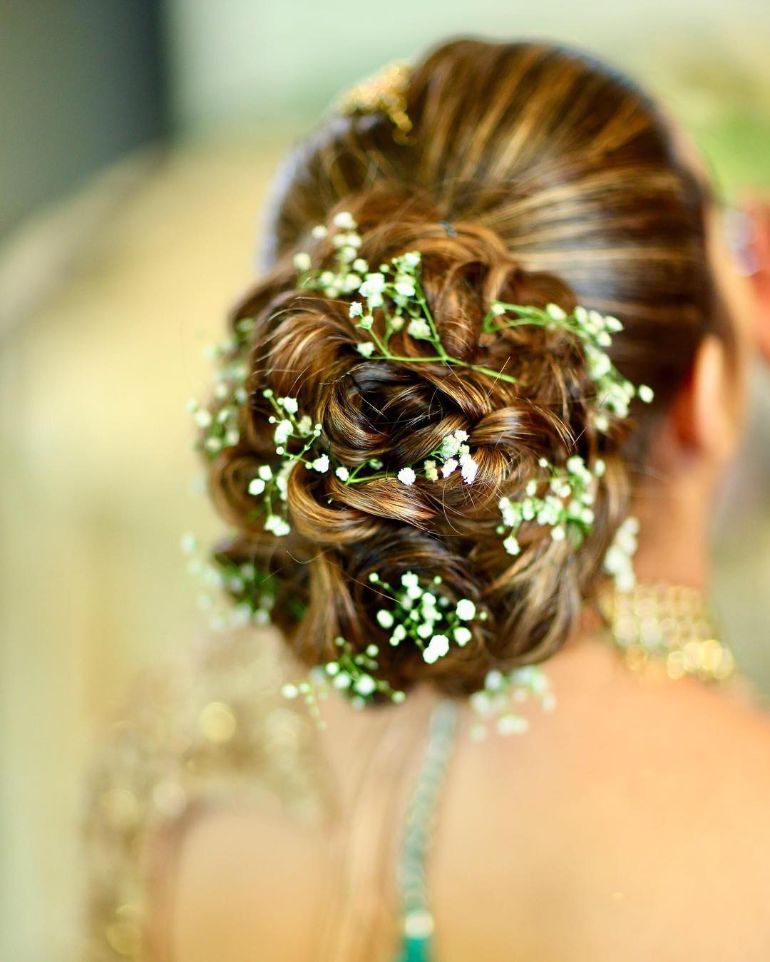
[337, 61, 413, 143]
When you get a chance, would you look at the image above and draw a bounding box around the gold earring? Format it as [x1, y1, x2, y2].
[337, 61, 413, 143]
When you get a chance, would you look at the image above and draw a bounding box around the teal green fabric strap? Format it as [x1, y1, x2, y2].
[395, 933, 433, 962]
[393, 698, 459, 962]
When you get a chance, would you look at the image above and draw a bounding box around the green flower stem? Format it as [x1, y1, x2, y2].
[466, 363, 517, 384]
[345, 473, 388, 485]
[365, 351, 517, 385]
[414, 289, 448, 360]
[482, 304, 584, 339]
[369, 327, 390, 356]
[344, 462, 371, 483]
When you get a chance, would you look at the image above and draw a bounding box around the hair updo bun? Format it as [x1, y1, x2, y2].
[200, 38, 726, 698]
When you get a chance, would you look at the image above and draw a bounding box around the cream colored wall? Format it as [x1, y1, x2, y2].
[163, 0, 770, 132]
[0, 135, 287, 962]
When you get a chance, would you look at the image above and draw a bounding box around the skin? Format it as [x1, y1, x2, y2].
[157, 141, 770, 961]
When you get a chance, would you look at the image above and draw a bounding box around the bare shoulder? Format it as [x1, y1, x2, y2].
[164, 800, 330, 962]
[434, 640, 770, 962]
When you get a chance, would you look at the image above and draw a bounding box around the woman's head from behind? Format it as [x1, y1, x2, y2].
[202, 38, 764, 698]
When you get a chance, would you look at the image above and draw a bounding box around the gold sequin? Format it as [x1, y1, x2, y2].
[600, 582, 736, 685]
[198, 700, 237, 743]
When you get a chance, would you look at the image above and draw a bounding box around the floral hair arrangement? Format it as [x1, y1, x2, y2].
[185, 210, 653, 737]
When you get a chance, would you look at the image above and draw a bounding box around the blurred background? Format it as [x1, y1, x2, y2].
[1, 2, 769, 959]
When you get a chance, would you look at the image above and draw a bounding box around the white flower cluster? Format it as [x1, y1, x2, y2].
[245, 391, 485, 535]
[282, 635, 406, 709]
[246, 389, 326, 537]
[294, 210, 368, 298]
[497, 454, 602, 556]
[295, 212, 518, 384]
[485, 301, 654, 434]
[181, 532, 276, 630]
[431, 428, 479, 484]
[369, 571, 484, 665]
[602, 515, 640, 593]
[396, 428, 479, 487]
[469, 665, 556, 740]
[188, 321, 253, 456]
[348, 246, 439, 360]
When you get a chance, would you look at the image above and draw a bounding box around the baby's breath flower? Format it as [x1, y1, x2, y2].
[377, 609, 395, 629]
[293, 252, 312, 272]
[394, 276, 416, 298]
[354, 674, 377, 696]
[603, 515, 640, 592]
[545, 302, 567, 320]
[264, 514, 291, 537]
[397, 467, 417, 486]
[285, 634, 405, 710]
[638, 384, 654, 403]
[459, 453, 478, 484]
[503, 535, 521, 556]
[456, 599, 476, 621]
[423, 634, 450, 664]
[441, 458, 458, 478]
[407, 317, 432, 339]
[454, 626, 472, 645]
[333, 211, 356, 230]
[274, 419, 293, 445]
[335, 465, 350, 481]
[357, 341, 376, 357]
[359, 272, 386, 307]
[180, 532, 198, 555]
[469, 666, 555, 740]
[311, 454, 330, 473]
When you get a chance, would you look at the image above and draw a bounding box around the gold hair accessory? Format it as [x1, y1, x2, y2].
[338, 61, 412, 142]
[600, 582, 736, 684]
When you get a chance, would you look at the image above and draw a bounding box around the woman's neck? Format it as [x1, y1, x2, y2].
[632, 467, 715, 591]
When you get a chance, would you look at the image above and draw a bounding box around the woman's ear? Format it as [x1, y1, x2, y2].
[669, 334, 739, 465]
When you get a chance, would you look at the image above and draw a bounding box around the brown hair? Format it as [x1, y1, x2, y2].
[203, 38, 725, 697]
